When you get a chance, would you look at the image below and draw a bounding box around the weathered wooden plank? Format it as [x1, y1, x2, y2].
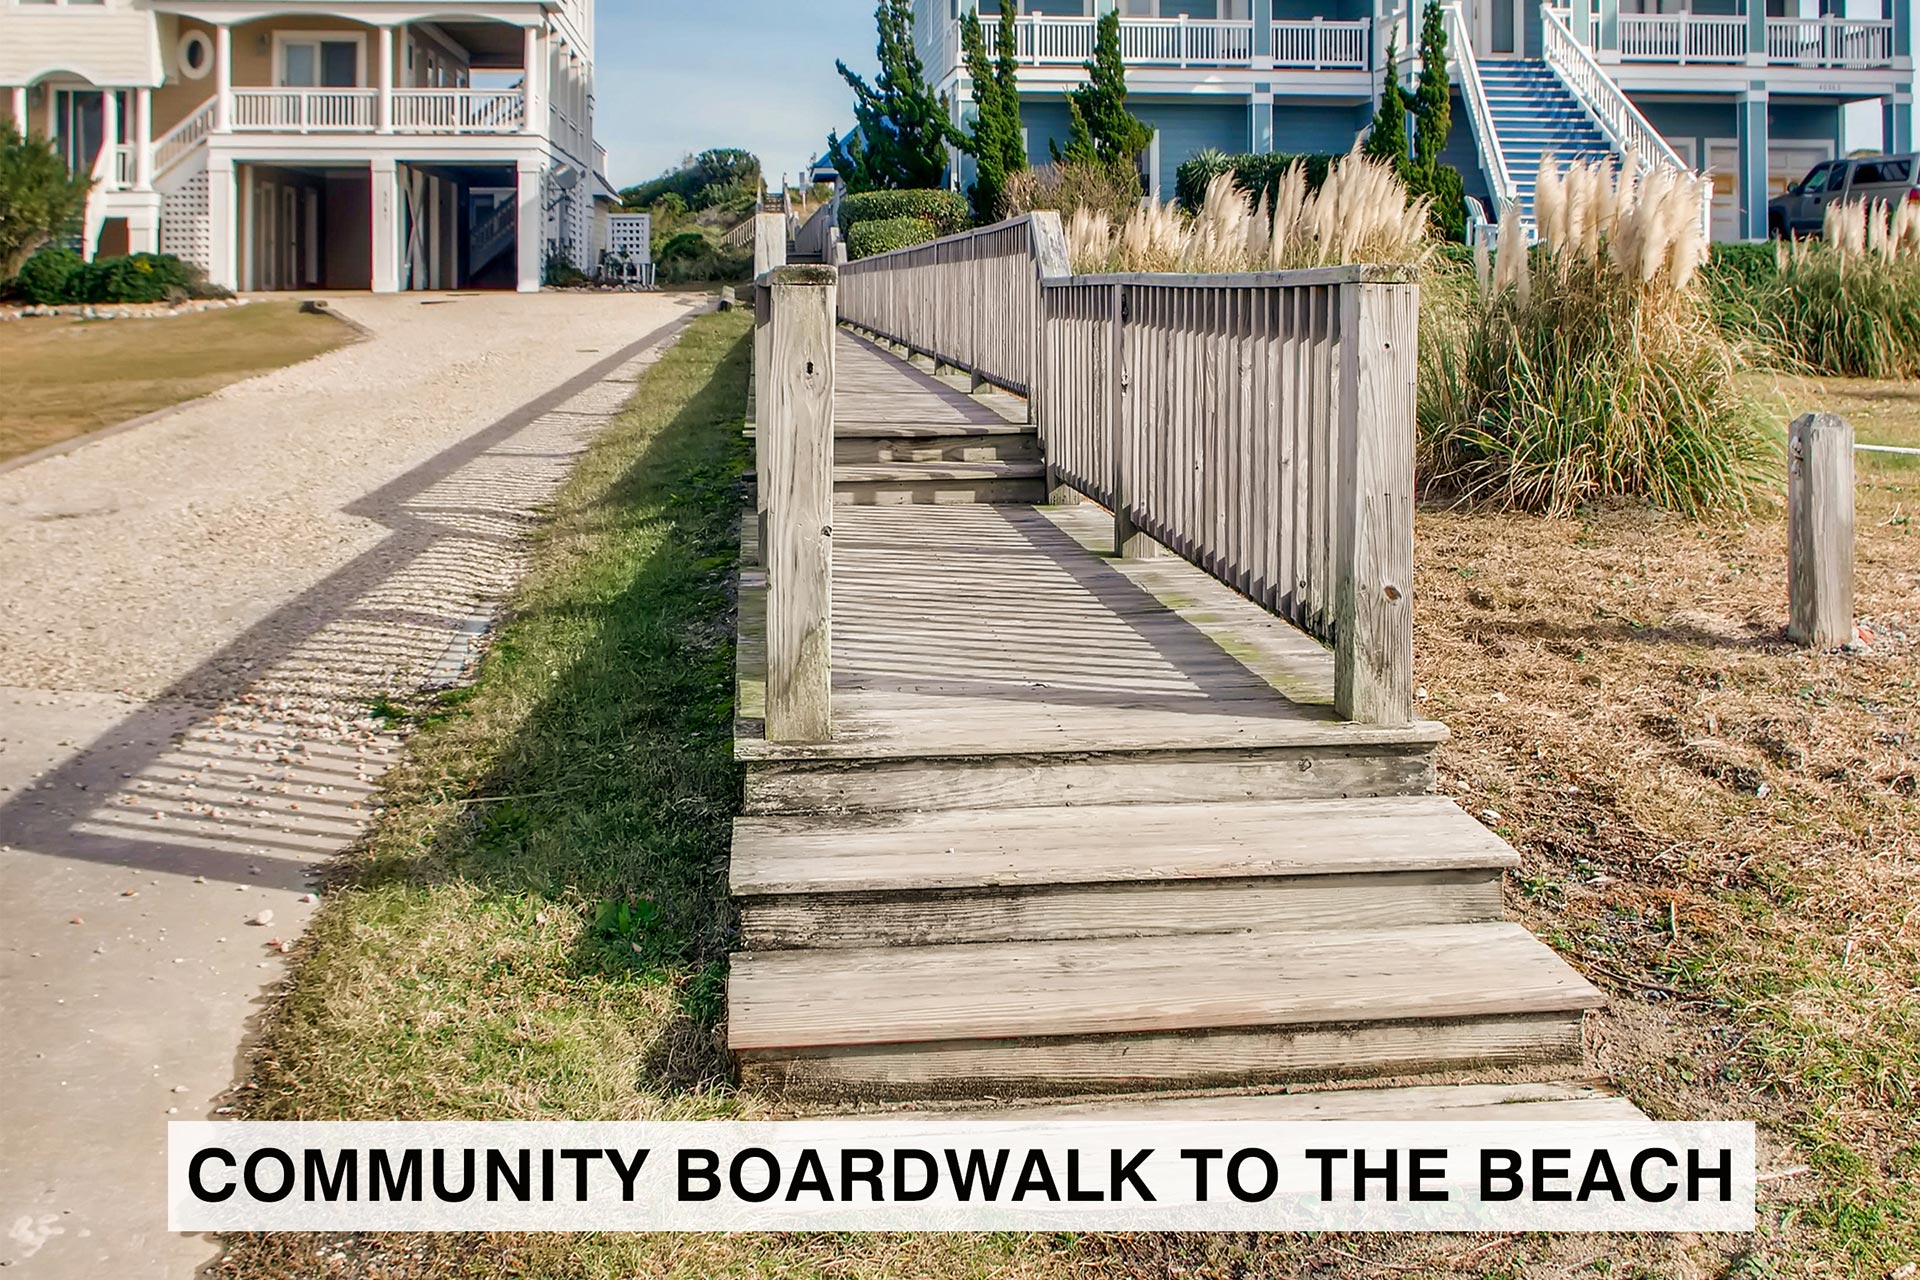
[1333, 280, 1417, 726]
[953, 1081, 1647, 1123]
[728, 922, 1603, 1052]
[739, 1013, 1586, 1100]
[1787, 411, 1855, 648]
[763, 269, 836, 743]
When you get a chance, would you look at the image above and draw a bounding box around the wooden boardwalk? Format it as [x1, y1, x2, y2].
[732, 328, 1619, 1116]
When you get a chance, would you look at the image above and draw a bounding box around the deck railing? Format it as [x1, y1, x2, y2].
[836, 214, 1417, 726]
[390, 88, 525, 133]
[982, 14, 1256, 67]
[231, 88, 377, 132]
[1617, 12, 1748, 62]
[154, 98, 217, 175]
[837, 213, 1070, 399]
[1765, 15, 1895, 67]
[1271, 18, 1372, 69]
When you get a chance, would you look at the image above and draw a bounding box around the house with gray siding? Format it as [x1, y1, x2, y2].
[917, 0, 1913, 239]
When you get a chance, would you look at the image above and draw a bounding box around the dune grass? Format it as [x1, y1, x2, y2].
[0, 302, 352, 463]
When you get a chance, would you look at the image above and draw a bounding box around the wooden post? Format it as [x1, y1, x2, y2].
[763, 266, 837, 743]
[751, 277, 772, 566]
[1333, 274, 1417, 726]
[1788, 411, 1854, 648]
[753, 213, 787, 278]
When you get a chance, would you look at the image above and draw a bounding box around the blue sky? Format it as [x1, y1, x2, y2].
[597, 2, 879, 189]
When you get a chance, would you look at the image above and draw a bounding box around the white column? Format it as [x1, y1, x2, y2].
[427, 175, 442, 289]
[134, 87, 152, 189]
[377, 27, 394, 134]
[238, 165, 253, 290]
[521, 25, 540, 135]
[371, 156, 400, 292]
[127, 208, 160, 254]
[206, 155, 237, 290]
[10, 86, 26, 133]
[515, 157, 542, 292]
[100, 88, 120, 190]
[215, 24, 232, 131]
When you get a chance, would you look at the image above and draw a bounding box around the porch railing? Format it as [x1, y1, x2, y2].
[113, 143, 134, 187]
[231, 88, 377, 132]
[1618, 13, 1748, 63]
[838, 213, 1417, 726]
[1271, 18, 1373, 69]
[391, 88, 525, 133]
[982, 15, 1256, 67]
[1766, 15, 1895, 68]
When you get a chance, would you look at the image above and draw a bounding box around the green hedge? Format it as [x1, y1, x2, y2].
[848, 216, 938, 260]
[1174, 151, 1337, 213]
[10, 250, 203, 304]
[838, 189, 970, 238]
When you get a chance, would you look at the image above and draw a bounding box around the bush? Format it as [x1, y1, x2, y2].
[11, 247, 83, 303]
[74, 252, 194, 303]
[848, 216, 938, 260]
[659, 231, 711, 262]
[1174, 150, 1335, 214]
[1003, 161, 1142, 226]
[837, 189, 969, 237]
[1419, 160, 1773, 516]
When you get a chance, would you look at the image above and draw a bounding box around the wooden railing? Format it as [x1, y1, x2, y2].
[390, 88, 525, 133]
[154, 98, 217, 176]
[231, 88, 376, 132]
[982, 14, 1256, 67]
[1766, 15, 1895, 67]
[836, 213, 1070, 399]
[1618, 13, 1748, 62]
[1444, 4, 1519, 230]
[1271, 18, 1372, 69]
[835, 213, 1418, 725]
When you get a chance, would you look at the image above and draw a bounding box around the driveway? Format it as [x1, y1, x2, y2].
[0, 289, 708, 1277]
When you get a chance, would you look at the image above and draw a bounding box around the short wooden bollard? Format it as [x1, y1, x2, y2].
[1788, 411, 1855, 648]
[753, 212, 787, 279]
[763, 265, 837, 743]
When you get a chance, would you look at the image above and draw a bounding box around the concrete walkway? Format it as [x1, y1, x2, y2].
[0, 290, 707, 1277]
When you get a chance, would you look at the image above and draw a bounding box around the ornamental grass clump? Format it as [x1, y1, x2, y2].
[1743, 199, 1920, 378]
[1062, 150, 1432, 274]
[1421, 158, 1773, 516]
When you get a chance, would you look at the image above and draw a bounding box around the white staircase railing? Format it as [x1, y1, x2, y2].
[154, 98, 217, 178]
[1443, 3, 1519, 235]
[1541, 5, 1708, 235]
[468, 197, 517, 275]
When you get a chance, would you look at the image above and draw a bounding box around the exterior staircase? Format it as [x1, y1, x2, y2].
[1477, 59, 1615, 225]
[467, 197, 517, 278]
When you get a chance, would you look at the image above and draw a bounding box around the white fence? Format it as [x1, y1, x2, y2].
[1271, 18, 1372, 69]
[390, 89, 525, 134]
[982, 15, 1257, 67]
[230, 88, 376, 132]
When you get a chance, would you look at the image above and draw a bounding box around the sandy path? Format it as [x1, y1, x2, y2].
[0, 290, 708, 1277]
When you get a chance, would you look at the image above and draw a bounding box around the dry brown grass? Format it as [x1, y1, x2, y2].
[0, 302, 353, 462]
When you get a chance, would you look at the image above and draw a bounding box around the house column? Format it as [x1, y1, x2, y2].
[1886, 94, 1915, 153]
[377, 27, 394, 134]
[372, 156, 400, 292]
[134, 87, 152, 189]
[1737, 88, 1769, 241]
[215, 24, 232, 131]
[521, 25, 542, 136]
[9, 86, 26, 133]
[515, 156, 543, 292]
[427, 175, 442, 289]
[1252, 0, 1273, 60]
[206, 154, 237, 290]
[1746, 1, 1767, 66]
[1250, 89, 1272, 154]
[100, 87, 120, 190]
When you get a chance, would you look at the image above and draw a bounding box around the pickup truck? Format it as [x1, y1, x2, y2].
[1768, 153, 1918, 238]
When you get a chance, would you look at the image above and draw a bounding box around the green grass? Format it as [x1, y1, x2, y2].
[0, 302, 352, 461]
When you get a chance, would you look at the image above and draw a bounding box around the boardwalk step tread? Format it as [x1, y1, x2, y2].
[953, 1080, 1647, 1122]
[834, 462, 1046, 483]
[728, 922, 1604, 1052]
[732, 794, 1514, 897]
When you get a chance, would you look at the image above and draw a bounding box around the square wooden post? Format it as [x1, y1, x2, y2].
[751, 278, 772, 566]
[764, 266, 837, 744]
[1788, 412, 1854, 648]
[1333, 274, 1417, 727]
[754, 213, 788, 278]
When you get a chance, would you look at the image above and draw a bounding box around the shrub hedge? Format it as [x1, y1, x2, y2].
[1174, 151, 1336, 213]
[838, 189, 970, 238]
[9, 250, 209, 304]
[848, 216, 939, 260]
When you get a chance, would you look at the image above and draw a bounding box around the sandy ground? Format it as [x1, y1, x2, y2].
[0, 289, 707, 1278]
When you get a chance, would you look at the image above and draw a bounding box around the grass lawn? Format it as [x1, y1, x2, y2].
[0, 302, 352, 463]
[222, 330, 1915, 1279]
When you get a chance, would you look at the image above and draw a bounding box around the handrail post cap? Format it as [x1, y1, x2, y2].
[765, 264, 839, 287]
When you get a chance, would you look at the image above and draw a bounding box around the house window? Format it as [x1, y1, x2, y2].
[277, 37, 362, 88]
[177, 30, 213, 79]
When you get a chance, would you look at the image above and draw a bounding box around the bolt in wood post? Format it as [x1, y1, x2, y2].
[763, 266, 837, 743]
[1333, 278, 1416, 726]
[1788, 411, 1855, 648]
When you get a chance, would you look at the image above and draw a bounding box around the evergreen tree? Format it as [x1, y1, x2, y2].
[1049, 11, 1154, 176]
[0, 127, 93, 278]
[1363, 42, 1410, 173]
[1410, 0, 1451, 187]
[830, 0, 955, 192]
[957, 4, 1027, 222]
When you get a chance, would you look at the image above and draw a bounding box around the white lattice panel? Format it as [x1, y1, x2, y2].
[160, 169, 211, 273]
[608, 213, 651, 262]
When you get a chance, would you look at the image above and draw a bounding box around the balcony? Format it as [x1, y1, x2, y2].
[226, 87, 526, 134]
[1609, 11, 1897, 68]
[969, 14, 1369, 70]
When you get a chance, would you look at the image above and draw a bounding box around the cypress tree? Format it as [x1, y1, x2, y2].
[1410, 0, 1451, 187]
[1363, 42, 1410, 173]
[958, 4, 1027, 222]
[831, 0, 956, 192]
[1050, 10, 1154, 177]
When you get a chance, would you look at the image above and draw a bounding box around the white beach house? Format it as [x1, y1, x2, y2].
[0, 0, 619, 291]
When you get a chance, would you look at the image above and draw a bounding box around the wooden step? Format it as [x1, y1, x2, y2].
[730, 923, 1604, 1100]
[943, 1080, 1648, 1122]
[832, 461, 1047, 506]
[833, 424, 1040, 466]
[734, 795, 1515, 949]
